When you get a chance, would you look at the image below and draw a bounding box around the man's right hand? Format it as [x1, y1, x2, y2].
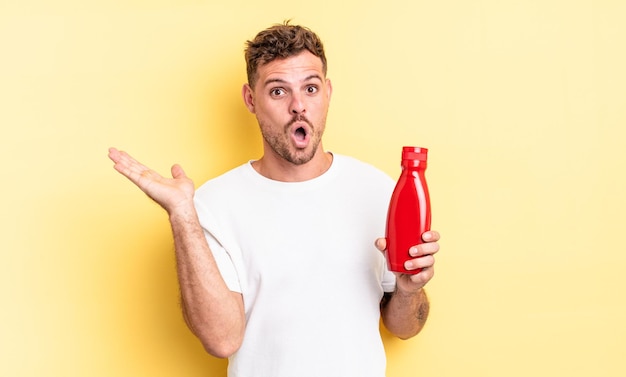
[108, 147, 195, 214]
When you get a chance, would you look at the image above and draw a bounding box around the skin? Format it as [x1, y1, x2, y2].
[108, 148, 245, 358]
[242, 50, 333, 182]
[377, 233, 439, 339]
[108, 50, 439, 357]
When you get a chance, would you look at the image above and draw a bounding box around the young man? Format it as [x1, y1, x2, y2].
[109, 22, 439, 377]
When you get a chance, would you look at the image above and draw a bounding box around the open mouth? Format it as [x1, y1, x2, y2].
[290, 124, 311, 148]
[294, 126, 307, 141]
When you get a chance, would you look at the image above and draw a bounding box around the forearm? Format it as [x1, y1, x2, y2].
[107, 150, 244, 355]
[169, 205, 245, 358]
[381, 288, 429, 340]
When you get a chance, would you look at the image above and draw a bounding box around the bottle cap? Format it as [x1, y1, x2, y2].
[402, 146, 428, 161]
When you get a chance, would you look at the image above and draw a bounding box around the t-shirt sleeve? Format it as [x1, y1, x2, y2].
[381, 258, 397, 293]
[194, 197, 243, 293]
[203, 229, 242, 293]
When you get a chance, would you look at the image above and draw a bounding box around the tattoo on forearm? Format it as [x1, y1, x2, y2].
[417, 299, 429, 323]
[380, 292, 393, 310]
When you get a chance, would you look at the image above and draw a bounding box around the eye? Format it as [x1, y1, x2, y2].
[270, 88, 286, 97]
[306, 85, 319, 94]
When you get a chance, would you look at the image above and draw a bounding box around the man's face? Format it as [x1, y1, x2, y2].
[243, 50, 332, 165]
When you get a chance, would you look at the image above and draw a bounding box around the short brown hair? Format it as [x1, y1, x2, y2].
[244, 21, 327, 88]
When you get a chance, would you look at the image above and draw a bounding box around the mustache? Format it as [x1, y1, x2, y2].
[287, 114, 313, 128]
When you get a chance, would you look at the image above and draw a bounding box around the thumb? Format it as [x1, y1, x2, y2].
[170, 164, 187, 179]
[374, 238, 387, 252]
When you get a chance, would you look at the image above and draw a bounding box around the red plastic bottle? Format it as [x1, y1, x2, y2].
[385, 146, 431, 274]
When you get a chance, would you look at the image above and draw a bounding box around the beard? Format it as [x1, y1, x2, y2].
[259, 114, 325, 165]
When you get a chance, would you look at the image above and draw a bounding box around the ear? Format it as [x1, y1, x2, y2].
[242, 83, 256, 113]
[325, 78, 333, 101]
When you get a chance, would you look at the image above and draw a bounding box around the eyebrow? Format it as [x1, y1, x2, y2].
[262, 74, 323, 88]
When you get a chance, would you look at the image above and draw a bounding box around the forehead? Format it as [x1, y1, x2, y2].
[256, 50, 325, 87]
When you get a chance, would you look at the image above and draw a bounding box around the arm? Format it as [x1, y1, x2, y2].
[169, 203, 245, 358]
[108, 148, 245, 358]
[377, 231, 439, 339]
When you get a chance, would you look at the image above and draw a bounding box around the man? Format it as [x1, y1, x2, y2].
[109, 22, 439, 377]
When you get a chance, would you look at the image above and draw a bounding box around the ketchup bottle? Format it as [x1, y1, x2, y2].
[385, 146, 431, 274]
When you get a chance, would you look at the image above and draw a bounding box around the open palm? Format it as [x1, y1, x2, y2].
[108, 147, 195, 214]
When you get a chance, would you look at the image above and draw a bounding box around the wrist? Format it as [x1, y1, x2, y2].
[393, 284, 426, 300]
[167, 201, 198, 221]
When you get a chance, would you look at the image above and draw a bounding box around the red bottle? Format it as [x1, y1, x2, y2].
[385, 146, 431, 274]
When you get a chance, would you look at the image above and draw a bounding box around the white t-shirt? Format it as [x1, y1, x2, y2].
[194, 154, 397, 377]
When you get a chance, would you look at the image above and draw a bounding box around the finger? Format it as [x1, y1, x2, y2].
[171, 164, 187, 180]
[409, 241, 439, 258]
[421, 230, 440, 242]
[108, 147, 118, 160]
[109, 148, 133, 169]
[374, 238, 387, 251]
[109, 148, 158, 184]
[108, 147, 127, 165]
[409, 266, 434, 286]
[405, 254, 435, 271]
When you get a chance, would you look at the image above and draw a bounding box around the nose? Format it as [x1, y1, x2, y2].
[290, 93, 306, 114]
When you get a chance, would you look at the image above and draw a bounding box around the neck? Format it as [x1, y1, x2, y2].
[252, 148, 333, 182]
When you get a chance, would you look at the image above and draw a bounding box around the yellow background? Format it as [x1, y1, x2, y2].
[2, 1, 625, 376]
